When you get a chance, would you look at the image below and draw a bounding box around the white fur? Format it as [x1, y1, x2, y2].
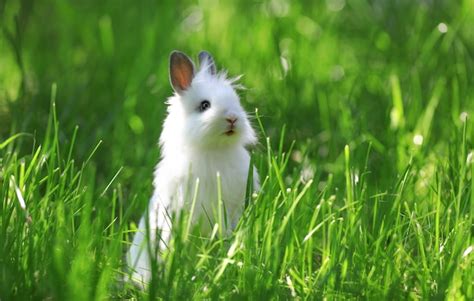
[127, 55, 259, 284]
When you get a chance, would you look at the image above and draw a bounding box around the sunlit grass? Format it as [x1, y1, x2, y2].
[1, 0, 474, 299]
[1, 92, 472, 299]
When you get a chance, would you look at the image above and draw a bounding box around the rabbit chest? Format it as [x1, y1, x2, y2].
[154, 147, 252, 228]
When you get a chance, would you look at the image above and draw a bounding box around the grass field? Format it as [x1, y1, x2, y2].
[1, 0, 473, 299]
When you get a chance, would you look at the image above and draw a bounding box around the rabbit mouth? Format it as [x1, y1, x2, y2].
[224, 129, 235, 136]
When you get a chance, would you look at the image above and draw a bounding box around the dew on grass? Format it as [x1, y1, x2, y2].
[437, 23, 448, 33]
[463, 246, 473, 258]
[280, 56, 290, 76]
[413, 134, 424, 146]
[15, 186, 26, 210]
[11, 176, 26, 210]
[467, 151, 473, 165]
[353, 172, 359, 185]
[286, 275, 297, 297]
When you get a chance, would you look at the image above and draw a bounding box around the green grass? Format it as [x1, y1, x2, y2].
[1, 0, 474, 299]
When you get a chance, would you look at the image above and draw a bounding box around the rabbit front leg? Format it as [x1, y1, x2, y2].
[127, 199, 171, 285]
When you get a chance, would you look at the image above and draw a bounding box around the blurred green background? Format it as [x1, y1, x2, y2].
[2, 0, 473, 194]
[1, 0, 474, 299]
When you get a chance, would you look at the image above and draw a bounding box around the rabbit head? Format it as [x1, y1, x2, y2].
[164, 50, 257, 150]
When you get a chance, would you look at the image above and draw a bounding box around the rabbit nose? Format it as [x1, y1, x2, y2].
[226, 117, 238, 125]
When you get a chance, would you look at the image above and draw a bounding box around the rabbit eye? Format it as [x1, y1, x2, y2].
[199, 100, 211, 112]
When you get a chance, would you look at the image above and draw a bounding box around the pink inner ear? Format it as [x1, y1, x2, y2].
[174, 62, 192, 90]
[171, 54, 194, 92]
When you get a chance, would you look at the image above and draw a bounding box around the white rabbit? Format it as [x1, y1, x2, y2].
[127, 50, 259, 284]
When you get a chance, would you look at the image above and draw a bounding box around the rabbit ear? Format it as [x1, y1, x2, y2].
[198, 50, 217, 75]
[170, 51, 195, 94]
